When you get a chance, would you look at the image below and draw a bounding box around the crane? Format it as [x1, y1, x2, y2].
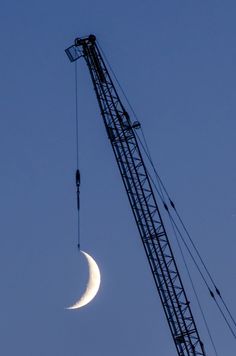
[65, 34, 206, 356]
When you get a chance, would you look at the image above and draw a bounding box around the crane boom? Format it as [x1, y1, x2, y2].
[65, 35, 206, 356]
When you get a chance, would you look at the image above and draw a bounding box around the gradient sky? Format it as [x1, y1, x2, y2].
[1, 1, 236, 355]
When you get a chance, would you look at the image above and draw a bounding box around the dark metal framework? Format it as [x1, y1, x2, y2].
[65, 35, 206, 356]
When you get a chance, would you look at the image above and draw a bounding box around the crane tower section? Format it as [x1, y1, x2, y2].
[65, 35, 206, 356]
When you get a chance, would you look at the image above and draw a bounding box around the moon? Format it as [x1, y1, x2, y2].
[67, 250, 101, 309]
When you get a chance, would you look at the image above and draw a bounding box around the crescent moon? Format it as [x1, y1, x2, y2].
[67, 251, 101, 310]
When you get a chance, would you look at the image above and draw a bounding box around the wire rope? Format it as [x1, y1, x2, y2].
[97, 40, 236, 340]
[169, 211, 219, 356]
[143, 145, 236, 340]
[137, 127, 236, 331]
[74, 61, 80, 249]
[75, 61, 79, 170]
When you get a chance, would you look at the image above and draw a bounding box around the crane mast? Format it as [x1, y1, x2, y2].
[65, 35, 206, 356]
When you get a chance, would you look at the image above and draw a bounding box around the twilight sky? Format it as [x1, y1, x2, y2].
[0, 1, 236, 355]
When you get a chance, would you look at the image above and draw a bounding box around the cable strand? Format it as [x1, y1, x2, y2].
[97, 39, 236, 340]
[168, 212, 219, 356]
[137, 126, 236, 332]
[74, 61, 80, 249]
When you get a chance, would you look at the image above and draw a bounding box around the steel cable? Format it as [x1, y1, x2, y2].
[97, 40, 236, 341]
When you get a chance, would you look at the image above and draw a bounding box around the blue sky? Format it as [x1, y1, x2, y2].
[0, 1, 236, 355]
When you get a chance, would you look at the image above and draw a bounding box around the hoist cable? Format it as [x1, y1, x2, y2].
[75, 61, 79, 170]
[172, 206, 236, 330]
[97, 42, 140, 121]
[146, 156, 236, 339]
[131, 136, 211, 289]
[98, 40, 236, 339]
[219, 297, 236, 330]
[74, 61, 80, 249]
[214, 297, 236, 339]
[169, 211, 219, 356]
[169, 214, 236, 339]
[144, 153, 236, 340]
[136, 127, 236, 332]
[135, 121, 236, 339]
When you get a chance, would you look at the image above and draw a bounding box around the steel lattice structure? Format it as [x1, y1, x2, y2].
[65, 35, 206, 356]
